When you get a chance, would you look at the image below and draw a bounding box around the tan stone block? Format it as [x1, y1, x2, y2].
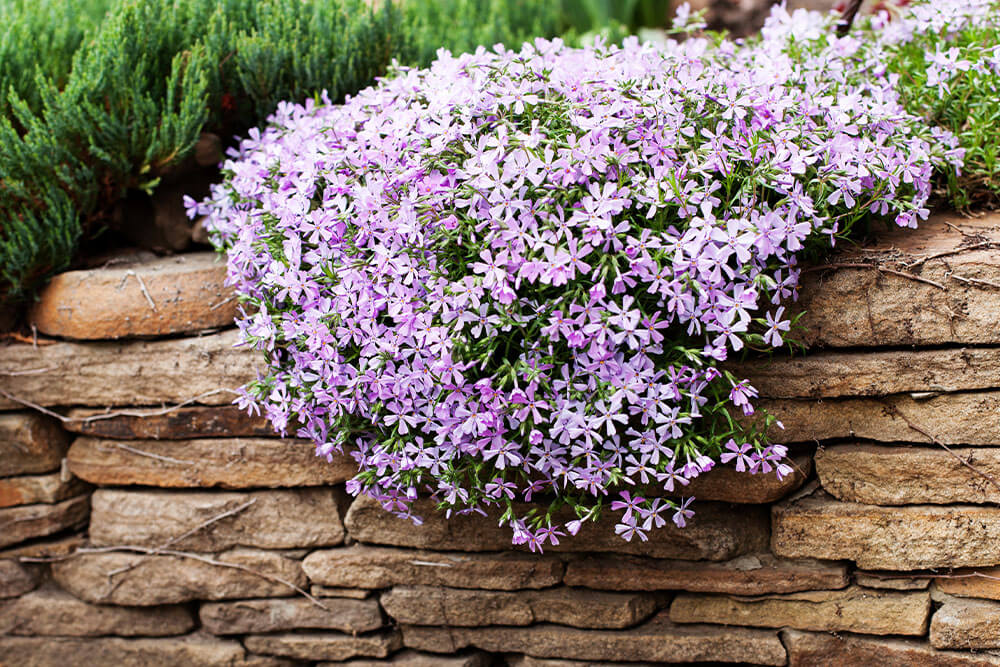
[505, 657, 655, 667]
[816, 444, 1000, 505]
[0, 560, 38, 598]
[28, 252, 237, 339]
[0, 329, 256, 410]
[936, 569, 1000, 600]
[855, 571, 931, 590]
[64, 405, 273, 439]
[52, 548, 306, 605]
[563, 552, 849, 595]
[311, 586, 372, 599]
[344, 495, 768, 561]
[0, 413, 69, 477]
[670, 585, 930, 635]
[89, 488, 344, 551]
[772, 492, 1000, 569]
[782, 628, 1000, 666]
[0, 472, 89, 508]
[303, 545, 564, 590]
[0, 532, 84, 560]
[0, 586, 194, 636]
[244, 631, 401, 661]
[200, 597, 383, 635]
[326, 651, 489, 667]
[381, 586, 657, 629]
[68, 437, 355, 488]
[0, 633, 291, 667]
[796, 212, 1000, 347]
[758, 392, 1000, 445]
[0, 495, 88, 548]
[401, 612, 787, 665]
[732, 347, 1000, 399]
[931, 598, 1000, 650]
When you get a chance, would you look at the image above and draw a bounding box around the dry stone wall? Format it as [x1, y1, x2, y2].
[2, 212, 1000, 666]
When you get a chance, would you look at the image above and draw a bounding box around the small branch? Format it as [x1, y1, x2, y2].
[0, 388, 239, 424]
[98, 442, 197, 466]
[836, 0, 864, 36]
[804, 263, 946, 290]
[904, 241, 997, 269]
[119, 270, 157, 311]
[949, 273, 1000, 290]
[209, 295, 235, 311]
[0, 367, 53, 376]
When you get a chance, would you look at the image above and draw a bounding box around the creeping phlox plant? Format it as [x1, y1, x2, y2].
[200, 4, 960, 550]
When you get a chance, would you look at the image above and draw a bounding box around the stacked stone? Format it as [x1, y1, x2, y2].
[1, 214, 999, 666]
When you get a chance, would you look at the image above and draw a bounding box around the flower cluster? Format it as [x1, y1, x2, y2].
[199, 3, 957, 549]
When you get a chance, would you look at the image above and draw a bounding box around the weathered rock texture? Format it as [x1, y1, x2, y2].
[0, 560, 38, 598]
[0, 495, 89, 548]
[935, 568, 1000, 600]
[0, 413, 70, 477]
[782, 629, 1000, 666]
[346, 494, 769, 560]
[0, 472, 88, 508]
[244, 631, 402, 661]
[64, 405, 272, 439]
[200, 597, 384, 635]
[665, 454, 811, 503]
[816, 444, 1000, 505]
[931, 598, 1000, 650]
[68, 437, 355, 488]
[88, 488, 345, 551]
[28, 252, 237, 339]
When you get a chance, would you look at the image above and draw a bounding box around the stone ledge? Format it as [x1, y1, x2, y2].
[772, 492, 1000, 569]
[28, 252, 237, 340]
[89, 488, 345, 552]
[563, 553, 849, 595]
[64, 405, 272, 440]
[0, 495, 89, 549]
[661, 454, 811, 504]
[669, 585, 930, 636]
[816, 444, 1000, 505]
[935, 568, 1000, 600]
[0, 413, 70, 478]
[0, 560, 38, 599]
[401, 612, 787, 665]
[244, 631, 402, 662]
[200, 597, 384, 635]
[782, 629, 1000, 666]
[0, 472, 89, 508]
[0, 329, 255, 410]
[67, 437, 355, 488]
[931, 598, 1000, 650]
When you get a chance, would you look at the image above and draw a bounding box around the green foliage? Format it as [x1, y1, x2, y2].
[0, 0, 562, 307]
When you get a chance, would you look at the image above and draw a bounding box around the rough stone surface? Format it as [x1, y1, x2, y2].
[303, 545, 564, 590]
[855, 572, 931, 590]
[345, 495, 768, 560]
[0, 329, 256, 410]
[795, 212, 1000, 347]
[731, 347, 1000, 399]
[0, 472, 89, 508]
[505, 658, 656, 667]
[756, 392, 1000, 445]
[381, 586, 658, 629]
[402, 612, 787, 665]
[0, 586, 194, 636]
[0, 533, 84, 560]
[69, 437, 356, 488]
[931, 598, 1000, 650]
[936, 568, 1000, 600]
[0, 413, 70, 477]
[64, 405, 273, 439]
[816, 444, 1000, 505]
[28, 252, 237, 339]
[52, 548, 306, 605]
[89, 488, 344, 551]
[663, 454, 811, 504]
[670, 585, 930, 635]
[200, 597, 383, 635]
[244, 631, 402, 661]
[0, 634, 289, 667]
[0, 560, 38, 598]
[772, 492, 1000, 569]
[326, 651, 488, 667]
[782, 629, 1000, 666]
[0, 495, 89, 548]
[311, 586, 372, 599]
[564, 553, 849, 595]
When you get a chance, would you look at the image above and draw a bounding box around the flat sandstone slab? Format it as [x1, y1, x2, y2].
[344, 495, 768, 561]
[64, 405, 273, 439]
[89, 488, 345, 551]
[68, 437, 355, 488]
[0, 329, 255, 410]
[0, 633, 289, 667]
[0, 413, 70, 477]
[796, 211, 1000, 347]
[0, 495, 89, 548]
[401, 612, 787, 665]
[758, 392, 1000, 445]
[381, 585, 658, 629]
[28, 252, 237, 340]
[0, 587, 194, 636]
[931, 598, 1000, 650]
[0, 560, 39, 598]
[244, 631, 401, 662]
[52, 548, 306, 605]
[816, 444, 1000, 505]
[732, 347, 1000, 399]
[772, 492, 1000, 569]
[782, 629, 1000, 667]
[200, 597, 384, 635]
[563, 553, 849, 595]
[0, 472, 88, 508]
[936, 567, 1000, 600]
[669, 585, 930, 636]
[303, 545, 564, 590]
